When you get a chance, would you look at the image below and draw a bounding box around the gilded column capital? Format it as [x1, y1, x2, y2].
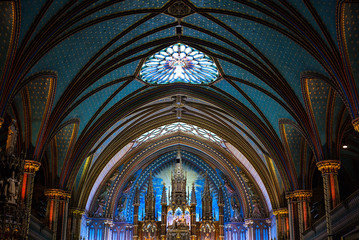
[24, 160, 41, 173]
[273, 208, 288, 216]
[286, 190, 312, 201]
[70, 208, 85, 216]
[44, 189, 71, 200]
[316, 160, 340, 174]
[352, 118, 359, 132]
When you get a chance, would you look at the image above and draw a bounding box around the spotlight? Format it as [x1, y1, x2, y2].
[342, 145, 348, 149]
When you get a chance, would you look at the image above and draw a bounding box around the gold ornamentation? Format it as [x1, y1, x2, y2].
[285, 190, 311, 201]
[316, 160, 340, 174]
[353, 118, 359, 132]
[273, 208, 288, 216]
[0, 117, 4, 129]
[70, 208, 85, 215]
[44, 189, 71, 199]
[24, 160, 41, 173]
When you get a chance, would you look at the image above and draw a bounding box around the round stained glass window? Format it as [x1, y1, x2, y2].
[139, 43, 219, 84]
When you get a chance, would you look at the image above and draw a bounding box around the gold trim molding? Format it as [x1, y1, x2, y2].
[273, 208, 288, 216]
[353, 118, 359, 132]
[316, 160, 340, 174]
[70, 208, 85, 216]
[24, 160, 41, 173]
[286, 190, 312, 201]
[44, 189, 71, 199]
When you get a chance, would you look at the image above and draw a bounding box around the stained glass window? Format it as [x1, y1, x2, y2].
[132, 122, 226, 148]
[139, 43, 219, 84]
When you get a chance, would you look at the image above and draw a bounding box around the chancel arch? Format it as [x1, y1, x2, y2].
[2, 1, 359, 239]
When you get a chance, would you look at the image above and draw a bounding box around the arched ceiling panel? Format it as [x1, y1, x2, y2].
[18, 0, 47, 43]
[74, 61, 139, 101]
[91, 80, 146, 125]
[27, 13, 147, 104]
[304, 78, 331, 145]
[27, 77, 55, 145]
[213, 80, 266, 124]
[211, 13, 327, 102]
[234, 81, 294, 135]
[0, 1, 15, 77]
[219, 61, 283, 100]
[280, 123, 303, 183]
[63, 81, 127, 134]
[339, 2, 359, 93]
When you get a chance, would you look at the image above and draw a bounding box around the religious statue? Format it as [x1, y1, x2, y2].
[6, 120, 17, 156]
[231, 196, 242, 221]
[252, 202, 262, 218]
[5, 171, 19, 204]
[94, 201, 105, 217]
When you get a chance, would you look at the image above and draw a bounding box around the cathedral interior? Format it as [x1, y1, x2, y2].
[1, 0, 359, 239]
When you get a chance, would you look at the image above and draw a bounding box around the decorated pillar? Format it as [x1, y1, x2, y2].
[190, 182, 197, 240]
[245, 219, 254, 240]
[218, 187, 225, 240]
[316, 160, 340, 240]
[103, 219, 113, 240]
[273, 208, 289, 240]
[295, 190, 312, 239]
[160, 183, 167, 240]
[68, 208, 85, 240]
[45, 189, 71, 240]
[22, 160, 41, 238]
[133, 185, 140, 240]
[286, 192, 299, 240]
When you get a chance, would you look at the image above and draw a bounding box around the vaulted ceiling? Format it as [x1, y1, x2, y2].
[1, 0, 359, 217]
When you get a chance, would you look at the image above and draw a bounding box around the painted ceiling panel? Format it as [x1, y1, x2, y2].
[18, 0, 47, 43]
[219, 60, 284, 100]
[212, 13, 326, 103]
[341, 3, 359, 92]
[56, 123, 77, 176]
[213, 79, 266, 125]
[234, 81, 293, 135]
[0, 1, 15, 76]
[28, 78, 52, 145]
[282, 124, 302, 179]
[332, 95, 345, 139]
[309, 0, 338, 45]
[27, 14, 146, 104]
[284, 0, 337, 45]
[92, 79, 146, 124]
[184, 14, 258, 61]
[64, 81, 126, 135]
[89, 14, 174, 62]
[306, 78, 331, 145]
[189, 0, 276, 20]
[182, 24, 245, 57]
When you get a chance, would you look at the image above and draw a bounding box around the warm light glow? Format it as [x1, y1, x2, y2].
[342, 145, 348, 149]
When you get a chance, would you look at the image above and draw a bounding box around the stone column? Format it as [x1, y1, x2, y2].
[273, 208, 289, 240]
[68, 208, 85, 240]
[294, 190, 312, 239]
[245, 219, 254, 240]
[286, 192, 299, 240]
[133, 202, 139, 240]
[103, 219, 113, 240]
[45, 189, 71, 240]
[316, 160, 340, 240]
[22, 160, 41, 238]
[218, 201, 224, 240]
[160, 203, 167, 240]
